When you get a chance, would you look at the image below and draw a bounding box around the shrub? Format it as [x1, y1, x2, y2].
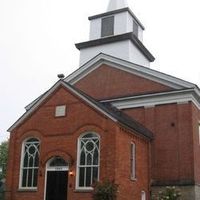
[154, 186, 181, 200]
[92, 179, 118, 200]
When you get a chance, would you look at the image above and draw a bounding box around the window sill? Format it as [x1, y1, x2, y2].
[74, 188, 93, 193]
[130, 177, 137, 182]
[18, 188, 37, 192]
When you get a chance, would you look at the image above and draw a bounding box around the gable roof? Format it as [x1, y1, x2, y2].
[8, 80, 153, 140]
[64, 53, 197, 90]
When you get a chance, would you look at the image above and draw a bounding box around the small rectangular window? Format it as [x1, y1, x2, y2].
[101, 16, 114, 37]
[133, 20, 138, 37]
[131, 143, 136, 179]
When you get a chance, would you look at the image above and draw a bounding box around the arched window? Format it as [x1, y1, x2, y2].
[20, 138, 40, 189]
[77, 133, 100, 189]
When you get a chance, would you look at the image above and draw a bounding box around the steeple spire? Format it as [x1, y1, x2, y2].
[107, 0, 128, 11]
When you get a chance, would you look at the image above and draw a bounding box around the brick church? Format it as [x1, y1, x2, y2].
[6, 0, 200, 199]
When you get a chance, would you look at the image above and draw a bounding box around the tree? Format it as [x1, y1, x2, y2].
[0, 140, 9, 179]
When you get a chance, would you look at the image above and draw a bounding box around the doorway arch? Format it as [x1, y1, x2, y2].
[44, 156, 69, 200]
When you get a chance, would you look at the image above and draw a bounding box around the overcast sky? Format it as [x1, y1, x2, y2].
[0, 0, 200, 142]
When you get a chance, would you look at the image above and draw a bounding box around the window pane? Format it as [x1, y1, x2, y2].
[93, 149, 99, 165]
[101, 16, 114, 37]
[49, 157, 67, 167]
[133, 20, 138, 37]
[27, 169, 33, 187]
[29, 156, 34, 167]
[93, 167, 98, 183]
[131, 143, 136, 178]
[80, 151, 86, 165]
[33, 169, 38, 187]
[28, 145, 36, 155]
[34, 153, 39, 167]
[87, 153, 92, 165]
[23, 154, 29, 167]
[22, 169, 27, 187]
[86, 141, 94, 151]
[86, 167, 92, 187]
[79, 167, 85, 187]
[27, 138, 39, 143]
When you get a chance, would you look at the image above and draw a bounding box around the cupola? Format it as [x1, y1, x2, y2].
[75, 0, 155, 67]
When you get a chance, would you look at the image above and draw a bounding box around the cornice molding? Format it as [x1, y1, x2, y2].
[101, 89, 200, 109]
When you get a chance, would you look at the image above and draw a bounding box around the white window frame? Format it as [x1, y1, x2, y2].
[76, 132, 100, 190]
[141, 190, 146, 200]
[131, 142, 136, 180]
[19, 138, 40, 190]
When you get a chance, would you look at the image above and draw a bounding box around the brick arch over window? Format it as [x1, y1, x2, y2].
[41, 150, 74, 167]
[17, 130, 43, 144]
[73, 124, 105, 138]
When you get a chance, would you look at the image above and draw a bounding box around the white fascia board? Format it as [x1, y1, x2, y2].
[101, 89, 200, 110]
[64, 54, 104, 84]
[64, 53, 196, 89]
[25, 95, 44, 110]
[8, 81, 117, 132]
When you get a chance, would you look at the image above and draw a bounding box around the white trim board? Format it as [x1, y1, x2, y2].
[101, 89, 200, 110]
[65, 53, 197, 90]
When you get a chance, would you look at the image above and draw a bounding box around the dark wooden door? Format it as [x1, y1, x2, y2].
[46, 171, 68, 200]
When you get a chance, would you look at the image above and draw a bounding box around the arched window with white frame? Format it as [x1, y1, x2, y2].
[19, 138, 40, 189]
[76, 132, 100, 189]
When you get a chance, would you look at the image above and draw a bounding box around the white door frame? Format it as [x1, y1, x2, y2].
[44, 157, 69, 200]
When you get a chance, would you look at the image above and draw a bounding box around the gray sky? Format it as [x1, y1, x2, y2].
[1, 0, 200, 142]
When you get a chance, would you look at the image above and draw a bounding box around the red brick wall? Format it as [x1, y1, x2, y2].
[6, 86, 150, 200]
[191, 104, 200, 184]
[75, 64, 172, 100]
[115, 128, 150, 200]
[124, 103, 194, 185]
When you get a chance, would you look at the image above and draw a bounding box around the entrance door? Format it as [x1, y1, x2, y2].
[45, 157, 69, 200]
[46, 171, 68, 200]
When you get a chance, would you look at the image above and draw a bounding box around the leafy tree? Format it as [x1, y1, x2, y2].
[0, 140, 9, 179]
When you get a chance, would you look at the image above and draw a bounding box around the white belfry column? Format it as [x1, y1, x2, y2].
[107, 0, 128, 11]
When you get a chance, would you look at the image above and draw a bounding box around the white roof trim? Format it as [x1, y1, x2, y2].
[101, 88, 200, 109]
[64, 53, 196, 90]
[8, 81, 117, 132]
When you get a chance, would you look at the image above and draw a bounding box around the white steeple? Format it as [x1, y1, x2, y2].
[107, 0, 128, 11]
[75, 0, 155, 67]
